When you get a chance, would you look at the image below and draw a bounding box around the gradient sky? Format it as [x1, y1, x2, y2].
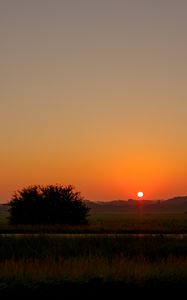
[1, 0, 187, 202]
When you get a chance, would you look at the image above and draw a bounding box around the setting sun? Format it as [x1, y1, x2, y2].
[137, 192, 144, 198]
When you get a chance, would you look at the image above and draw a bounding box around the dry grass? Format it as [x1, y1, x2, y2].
[1, 256, 187, 286]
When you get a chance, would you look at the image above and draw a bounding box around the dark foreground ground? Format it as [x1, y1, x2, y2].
[1, 283, 186, 299]
[1, 207, 187, 297]
[1, 235, 187, 298]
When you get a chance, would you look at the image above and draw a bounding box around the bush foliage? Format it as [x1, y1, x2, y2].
[9, 184, 90, 225]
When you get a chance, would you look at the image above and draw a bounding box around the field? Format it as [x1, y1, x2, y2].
[1, 205, 187, 295]
[1, 235, 187, 296]
[1, 204, 187, 233]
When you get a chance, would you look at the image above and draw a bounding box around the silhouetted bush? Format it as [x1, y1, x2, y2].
[9, 184, 90, 225]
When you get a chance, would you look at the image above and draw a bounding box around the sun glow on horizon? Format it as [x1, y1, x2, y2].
[137, 191, 144, 198]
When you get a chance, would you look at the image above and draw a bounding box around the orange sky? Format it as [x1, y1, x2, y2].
[1, 1, 187, 202]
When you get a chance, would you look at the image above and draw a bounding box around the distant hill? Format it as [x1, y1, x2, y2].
[159, 196, 187, 211]
[1, 196, 187, 221]
[85, 196, 187, 213]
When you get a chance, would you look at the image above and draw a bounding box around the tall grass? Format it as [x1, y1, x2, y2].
[1, 235, 187, 260]
[0, 256, 187, 284]
[1, 256, 187, 288]
[0, 235, 187, 289]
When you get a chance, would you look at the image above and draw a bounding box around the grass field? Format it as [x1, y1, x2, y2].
[1, 204, 187, 233]
[1, 235, 187, 292]
[1, 205, 187, 294]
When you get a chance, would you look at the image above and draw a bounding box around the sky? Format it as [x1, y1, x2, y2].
[1, 0, 187, 202]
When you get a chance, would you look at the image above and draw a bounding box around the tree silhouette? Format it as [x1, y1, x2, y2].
[9, 184, 90, 225]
